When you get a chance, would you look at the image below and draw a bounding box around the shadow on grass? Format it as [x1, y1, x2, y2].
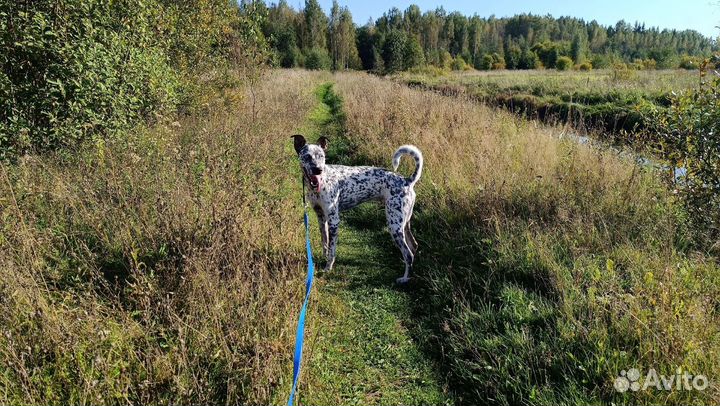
[315, 205, 401, 289]
[339, 201, 597, 404]
[315, 81, 599, 405]
[324, 196, 578, 404]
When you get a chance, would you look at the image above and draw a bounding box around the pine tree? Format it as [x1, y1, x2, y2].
[383, 30, 407, 73]
[303, 0, 327, 49]
[404, 35, 425, 69]
[571, 33, 587, 64]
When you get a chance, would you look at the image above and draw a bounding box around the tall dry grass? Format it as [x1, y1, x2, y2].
[0, 70, 327, 405]
[333, 71, 720, 405]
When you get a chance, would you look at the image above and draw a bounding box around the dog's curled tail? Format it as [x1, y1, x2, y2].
[392, 145, 423, 187]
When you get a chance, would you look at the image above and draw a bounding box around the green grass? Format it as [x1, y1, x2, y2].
[0, 70, 325, 405]
[395, 69, 700, 140]
[304, 207, 450, 405]
[286, 82, 451, 405]
[3, 69, 719, 406]
[331, 71, 720, 405]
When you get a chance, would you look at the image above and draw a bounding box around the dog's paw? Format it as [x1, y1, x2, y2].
[396, 276, 411, 285]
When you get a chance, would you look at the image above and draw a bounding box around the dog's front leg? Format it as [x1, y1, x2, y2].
[325, 209, 340, 272]
[313, 206, 329, 257]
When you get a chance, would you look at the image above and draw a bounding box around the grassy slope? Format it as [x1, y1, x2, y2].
[288, 83, 450, 405]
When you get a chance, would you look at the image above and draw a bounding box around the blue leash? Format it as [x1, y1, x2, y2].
[288, 181, 315, 406]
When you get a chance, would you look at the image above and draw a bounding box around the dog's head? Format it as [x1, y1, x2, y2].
[291, 134, 329, 191]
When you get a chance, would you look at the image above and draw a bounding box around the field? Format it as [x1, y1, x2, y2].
[396, 69, 701, 140]
[2, 68, 720, 405]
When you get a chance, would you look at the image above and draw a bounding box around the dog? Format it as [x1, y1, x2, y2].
[292, 134, 423, 284]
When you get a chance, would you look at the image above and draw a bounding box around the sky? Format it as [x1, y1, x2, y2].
[306, 0, 720, 38]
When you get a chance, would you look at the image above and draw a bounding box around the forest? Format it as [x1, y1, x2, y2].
[262, 0, 717, 73]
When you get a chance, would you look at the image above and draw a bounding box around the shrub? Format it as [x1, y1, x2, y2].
[641, 58, 657, 70]
[490, 53, 506, 70]
[611, 63, 638, 81]
[478, 54, 494, 70]
[577, 61, 593, 71]
[590, 54, 612, 69]
[274, 28, 301, 68]
[304, 47, 332, 70]
[518, 49, 541, 69]
[532, 41, 561, 68]
[555, 56, 573, 71]
[650, 63, 720, 242]
[451, 56, 472, 71]
[679, 55, 701, 70]
[0, 1, 176, 159]
[439, 51, 454, 70]
[0, 0, 250, 161]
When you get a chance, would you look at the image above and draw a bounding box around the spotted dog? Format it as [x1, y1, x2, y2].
[292, 135, 423, 284]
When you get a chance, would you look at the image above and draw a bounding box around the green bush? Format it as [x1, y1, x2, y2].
[478, 54, 494, 70]
[491, 56, 506, 70]
[641, 58, 657, 70]
[518, 49, 541, 69]
[439, 50, 454, 70]
[611, 63, 639, 81]
[590, 54, 612, 69]
[304, 47, 332, 70]
[679, 55, 701, 70]
[478, 52, 507, 70]
[0, 1, 173, 159]
[577, 61, 593, 71]
[0, 0, 248, 160]
[555, 56, 573, 71]
[450, 56, 471, 71]
[650, 64, 720, 241]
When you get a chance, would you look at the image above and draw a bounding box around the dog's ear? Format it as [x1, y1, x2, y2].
[317, 136, 329, 151]
[291, 134, 306, 153]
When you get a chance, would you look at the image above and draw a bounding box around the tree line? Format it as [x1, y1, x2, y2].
[260, 0, 716, 73]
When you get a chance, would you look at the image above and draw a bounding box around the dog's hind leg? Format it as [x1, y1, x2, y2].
[386, 199, 414, 284]
[390, 226, 414, 284]
[403, 194, 418, 255]
[404, 220, 418, 255]
[313, 206, 329, 257]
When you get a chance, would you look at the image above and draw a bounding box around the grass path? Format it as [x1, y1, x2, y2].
[292, 83, 452, 405]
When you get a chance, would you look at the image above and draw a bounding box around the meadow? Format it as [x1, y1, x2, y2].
[396, 68, 701, 140]
[332, 71, 720, 405]
[5, 0, 720, 404]
[3, 68, 719, 405]
[0, 70, 324, 404]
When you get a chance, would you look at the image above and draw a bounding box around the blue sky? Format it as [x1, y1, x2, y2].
[306, 0, 720, 38]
